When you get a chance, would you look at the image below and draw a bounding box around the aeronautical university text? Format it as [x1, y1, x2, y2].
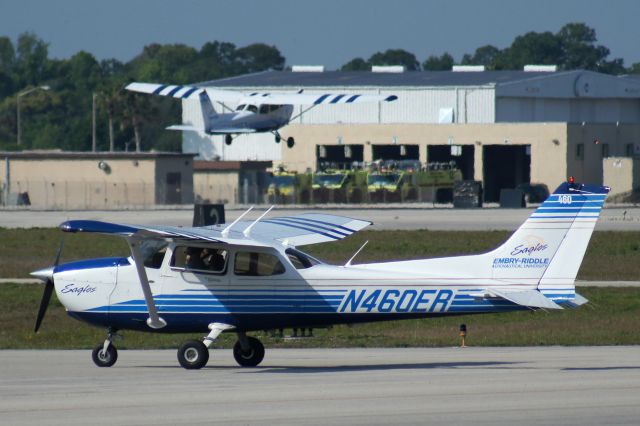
[492, 257, 550, 268]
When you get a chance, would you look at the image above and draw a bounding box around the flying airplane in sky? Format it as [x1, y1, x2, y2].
[125, 82, 398, 148]
[31, 179, 609, 369]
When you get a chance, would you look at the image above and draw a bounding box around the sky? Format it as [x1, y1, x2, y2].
[2, 0, 640, 70]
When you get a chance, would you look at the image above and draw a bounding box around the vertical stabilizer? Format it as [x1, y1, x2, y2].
[488, 181, 609, 301]
[199, 91, 217, 133]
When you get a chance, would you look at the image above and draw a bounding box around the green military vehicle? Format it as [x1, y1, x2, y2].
[311, 169, 367, 203]
[267, 170, 312, 204]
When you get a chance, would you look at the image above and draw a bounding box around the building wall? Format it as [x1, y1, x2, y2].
[497, 98, 640, 123]
[0, 157, 157, 209]
[194, 171, 238, 204]
[154, 157, 195, 205]
[280, 123, 571, 189]
[0, 156, 194, 209]
[566, 124, 640, 185]
[603, 157, 640, 198]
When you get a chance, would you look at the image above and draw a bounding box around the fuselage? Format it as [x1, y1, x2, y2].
[53, 242, 539, 334]
[208, 104, 294, 134]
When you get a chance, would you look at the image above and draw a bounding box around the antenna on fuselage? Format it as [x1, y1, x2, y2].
[243, 205, 274, 237]
[345, 240, 368, 267]
[221, 206, 254, 238]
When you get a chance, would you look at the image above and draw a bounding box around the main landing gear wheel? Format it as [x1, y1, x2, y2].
[233, 336, 265, 367]
[275, 133, 281, 143]
[178, 340, 209, 370]
[286, 137, 295, 148]
[92, 343, 118, 367]
[225, 134, 233, 146]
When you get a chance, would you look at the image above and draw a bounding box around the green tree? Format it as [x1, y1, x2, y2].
[340, 57, 370, 71]
[423, 52, 454, 71]
[497, 31, 563, 69]
[14, 32, 50, 87]
[461, 45, 502, 69]
[369, 49, 420, 71]
[233, 43, 285, 74]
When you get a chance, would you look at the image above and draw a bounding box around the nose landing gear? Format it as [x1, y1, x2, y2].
[92, 329, 119, 367]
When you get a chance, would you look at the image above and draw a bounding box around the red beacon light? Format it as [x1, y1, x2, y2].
[568, 176, 575, 184]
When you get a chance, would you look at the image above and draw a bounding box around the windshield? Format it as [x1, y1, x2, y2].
[270, 175, 295, 187]
[313, 174, 345, 187]
[368, 174, 400, 186]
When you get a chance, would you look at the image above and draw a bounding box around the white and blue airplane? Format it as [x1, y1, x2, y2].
[32, 179, 609, 369]
[125, 82, 398, 148]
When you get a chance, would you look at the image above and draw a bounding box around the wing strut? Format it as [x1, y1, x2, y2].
[127, 236, 167, 329]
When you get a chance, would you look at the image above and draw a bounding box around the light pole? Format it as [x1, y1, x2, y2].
[17, 85, 50, 146]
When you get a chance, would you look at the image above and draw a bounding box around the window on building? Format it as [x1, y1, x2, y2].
[576, 143, 584, 160]
[602, 143, 610, 158]
[626, 144, 635, 157]
[234, 251, 285, 276]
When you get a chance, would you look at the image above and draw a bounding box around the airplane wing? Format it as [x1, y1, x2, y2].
[225, 213, 372, 246]
[239, 92, 398, 106]
[125, 82, 244, 103]
[60, 212, 371, 247]
[126, 82, 398, 105]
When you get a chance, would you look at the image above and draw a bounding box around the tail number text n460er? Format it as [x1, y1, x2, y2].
[338, 289, 453, 313]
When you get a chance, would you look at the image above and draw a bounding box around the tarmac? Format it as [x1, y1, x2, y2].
[1, 205, 640, 231]
[1, 347, 639, 425]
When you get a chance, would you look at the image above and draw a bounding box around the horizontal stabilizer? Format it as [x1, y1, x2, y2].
[490, 288, 563, 310]
[558, 293, 589, 308]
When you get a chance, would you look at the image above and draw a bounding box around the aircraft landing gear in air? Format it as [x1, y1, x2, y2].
[273, 131, 294, 148]
[92, 329, 118, 367]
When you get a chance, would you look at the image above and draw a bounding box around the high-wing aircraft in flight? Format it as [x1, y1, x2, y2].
[125, 82, 398, 148]
[32, 179, 609, 369]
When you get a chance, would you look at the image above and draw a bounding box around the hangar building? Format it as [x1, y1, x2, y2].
[0, 151, 194, 209]
[182, 67, 640, 201]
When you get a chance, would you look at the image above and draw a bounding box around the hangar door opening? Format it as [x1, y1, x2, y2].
[372, 144, 419, 163]
[483, 145, 530, 202]
[427, 145, 474, 180]
[316, 144, 363, 170]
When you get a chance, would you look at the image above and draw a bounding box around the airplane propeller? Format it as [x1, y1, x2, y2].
[32, 239, 64, 333]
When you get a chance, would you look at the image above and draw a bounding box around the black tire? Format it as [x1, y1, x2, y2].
[225, 134, 233, 146]
[286, 137, 295, 148]
[92, 343, 118, 367]
[275, 133, 281, 143]
[233, 336, 265, 367]
[177, 340, 209, 370]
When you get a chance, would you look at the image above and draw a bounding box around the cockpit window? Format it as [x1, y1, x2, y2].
[259, 104, 282, 114]
[236, 104, 246, 111]
[234, 251, 285, 276]
[171, 246, 228, 274]
[142, 240, 169, 269]
[285, 248, 322, 269]
[246, 104, 258, 113]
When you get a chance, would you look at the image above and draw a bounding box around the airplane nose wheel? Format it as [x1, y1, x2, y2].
[92, 343, 118, 367]
[233, 335, 265, 367]
[178, 340, 209, 369]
